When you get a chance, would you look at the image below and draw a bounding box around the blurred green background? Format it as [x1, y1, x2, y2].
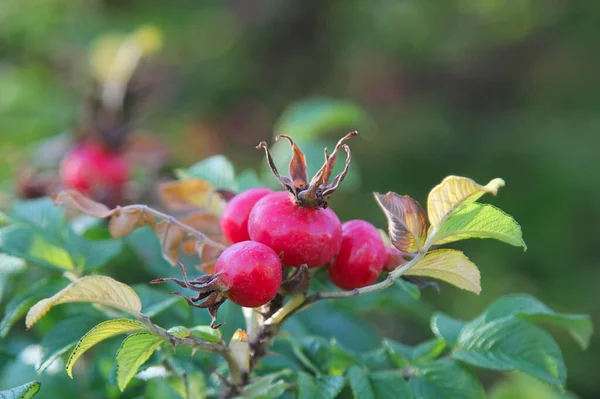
[1, 0, 598, 397]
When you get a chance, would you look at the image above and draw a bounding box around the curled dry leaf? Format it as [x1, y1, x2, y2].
[180, 211, 222, 237]
[53, 190, 115, 218]
[154, 220, 185, 265]
[159, 179, 226, 215]
[427, 176, 505, 228]
[374, 192, 427, 253]
[26, 276, 142, 329]
[109, 206, 156, 238]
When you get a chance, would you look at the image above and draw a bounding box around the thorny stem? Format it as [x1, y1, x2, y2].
[134, 205, 228, 251]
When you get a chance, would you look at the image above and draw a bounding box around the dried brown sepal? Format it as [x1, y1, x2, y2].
[276, 134, 308, 190]
[374, 192, 427, 253]
[214, 189, 237, 202]
[109, 206, 156, 238]
[257, 131, 357, 209]
[52, 190, 115, 218]
[151, 263, 228, 328]
[279, 264, 310, 295]
[154, 220, 186, 265]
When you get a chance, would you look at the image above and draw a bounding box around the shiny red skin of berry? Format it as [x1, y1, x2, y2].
[384, 247, 407, 271]
[60, 142, 128, 195]
[328, 220, 387, 290]
[214, 241, 282, 307]
[221, 188, 273, 244]
[248, 191, 342, 268]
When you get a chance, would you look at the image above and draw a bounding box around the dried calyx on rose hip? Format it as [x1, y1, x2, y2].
[151, 241, 282, 328]
[248, 132, 357, 268]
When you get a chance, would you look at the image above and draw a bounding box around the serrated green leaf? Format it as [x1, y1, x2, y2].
[116, 332, 163, 391]
[38, 314, 101, 373]
[176, 155, 237, 191]
[432, 203, 526, 249]
[384, 339, 445, 365]
[406, 249, 480, 294]
[347, 366, 374, 399]
[274, 98, 371, 141]
[10, 197, 64, 236]
[190, 325, 222, 344]
[360, 347, 396, 372]
[409, 359, 485, 399]
[478, 294, 593, 350]
[297, 372, 345, 399]
[488, 371, 578, 399]
[370, 371, 412, 399]
[65, 229, 123, 270]
[238, 370, 292, 399]
[329, 340, 360, 375]
[66, 318, 146, 377]
[430, 312, 465, 346]
[0, 381, 41, 399]
[453, 317, 566, 387]
[347, 367, 411, 399]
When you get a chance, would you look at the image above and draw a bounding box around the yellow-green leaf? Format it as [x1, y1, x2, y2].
[427, 176, 505, 228]
[374, 192, 427, 253]
[116, 332, 163, 391]
[66, 319, 146, 378]
[0, 381, 41, 399]
[229, 329, 250, 374]
[406, 250, 481, 294]
[26, 276, 143, 329]
[167, 326, 191, 338]
[432, 203, 526, 249]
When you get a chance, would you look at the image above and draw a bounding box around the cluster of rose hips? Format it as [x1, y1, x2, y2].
[207, 133, 405, 310]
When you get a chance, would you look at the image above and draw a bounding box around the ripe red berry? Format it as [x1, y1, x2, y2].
[214, 241, 282, 307]
[60, 142, 128, 195]
[248, 191, 342, 268]
[328, 220, 387, 290]
[220, 188, 273, 244]
[384, 247, 407, 271]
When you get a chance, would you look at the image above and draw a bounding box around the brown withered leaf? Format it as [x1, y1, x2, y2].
[154, 220, 185, 265]
[109, 207, 156, 238]
[180, 211, 222, 237]
[276, 134, 308, 190]
[159, 179, 225, 214]
[181, 239, 199, 255]
[52, 190, 115, 219]
[196, 261, 216, 275]
[374, 192, 427, 253]
[197, 242, 224, 264]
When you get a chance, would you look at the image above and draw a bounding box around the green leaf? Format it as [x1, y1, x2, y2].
[10, 197, 64, 236]
[405, 249, 481, 294]
[190, 325, 222, 344]
[430, 312, 465, 346]
[329, 340, 360, 375]
[395, 279, 421, 300]
[38, 314, 101, 373]
[116, 332, 163, 391]
[477, 294, 593, 350]
[360, 347, 396, 372]
[0, 253, 26, 275]
[176, 155, 237, 191]
[274, 98, 371, 141]
[370, 371, 412, 399]
[0, 225, 74, 270]
[432, 203, 526, 249]
[133, 284, 181, 318]
[0, 381, 41, 399]
[66, 318, 147, 377]
[65, 230, 123, 270]
[409, 359, 485, 399]
[0, 278, 63, 338]
[347, 367, 411, 399]
[384, 339, 445, 365]
[488, 371, 577, 399]
[347, 366, 374, 399]
[297, 372, 345, 399]
[291, 336, 331, 374]
[236, 169, 264, 191]
[453, 317, 566, 387]
[238, 370, 292, 399]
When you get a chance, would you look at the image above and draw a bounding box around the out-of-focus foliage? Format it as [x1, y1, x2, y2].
[0, 0, 598, 397]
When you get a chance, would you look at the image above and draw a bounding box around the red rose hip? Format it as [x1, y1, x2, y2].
[60, 142, 128, 195]
[248, 191, 342, 268]
[220, 188, 273, 244]
[214, 241, 282, 307]
[328, 220, 387, 290]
